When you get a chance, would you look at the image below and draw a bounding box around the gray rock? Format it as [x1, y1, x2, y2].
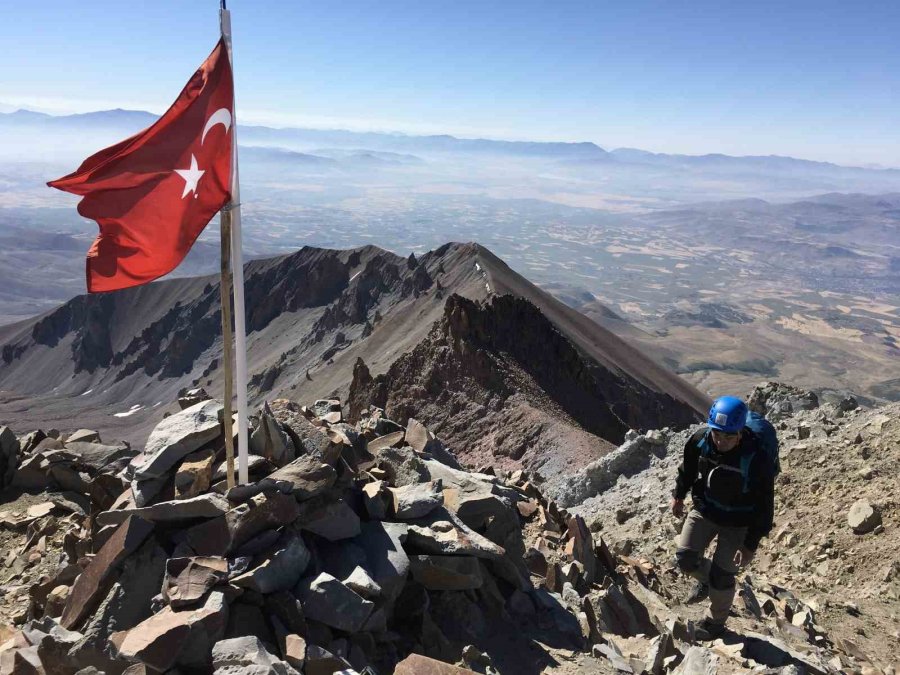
[342, 566, 382, 599]
[249, 402, 295, 468]
[361, 480, 389, 520]
[372, 446, 430, 487]
[355, 521, 410, 601]
[212, 454, 267, 481]
[593, 640, 633, 673]
[185, 492, 300, 557]
[404, 417, 435, 453]
[68, 542, 167, 673]
[390, 480, 444, 519]
[675, 646, 718, 674]
[179, 387, 212, 410]
[96, 493, 230, 526]
[231, 530, 311, 593]
[296, 572, 374, 633]
[131, 474, 171, 508]
[114, 589, 228, 671]
[848, 499, 882, 534]
[405, 508, 505, 560]
[66, 429, 101, 444]
[550, 436, 665, 507]
[212, 635, 296, 673]
[130, 400, 224, 480]
[645, 633, 671, 675]
[410, 555, 483, 591]
[263, 455, 337, 501]
[164, 556, 229, 608]
[297, 498, 360, 541]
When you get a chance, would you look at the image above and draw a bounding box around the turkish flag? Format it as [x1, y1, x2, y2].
[48, 39, 234, 293]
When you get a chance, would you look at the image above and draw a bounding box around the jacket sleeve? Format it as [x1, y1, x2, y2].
[744, 453, 776, 551]
[673, 434, 699, 501]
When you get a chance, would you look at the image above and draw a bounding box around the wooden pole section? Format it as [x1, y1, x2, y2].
[219, 208, 236, 489]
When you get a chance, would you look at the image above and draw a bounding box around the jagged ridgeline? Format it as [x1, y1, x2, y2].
[0, 243, 707, 495]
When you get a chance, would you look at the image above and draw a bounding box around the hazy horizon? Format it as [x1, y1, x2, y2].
[2, 0, 898, 167]
[2, 104, 898, 172]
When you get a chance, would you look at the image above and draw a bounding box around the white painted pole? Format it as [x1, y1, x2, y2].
[220, 2, 250, 484]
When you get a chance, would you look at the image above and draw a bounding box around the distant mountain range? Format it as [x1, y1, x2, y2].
[2, 107, 896, 173]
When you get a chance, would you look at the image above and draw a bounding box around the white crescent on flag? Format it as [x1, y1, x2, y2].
[201, 108, 232, 145]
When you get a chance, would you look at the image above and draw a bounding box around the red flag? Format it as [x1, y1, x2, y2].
[48, 39, 234, 293]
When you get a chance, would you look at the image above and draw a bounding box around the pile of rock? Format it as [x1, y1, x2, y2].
[748, 381, 820, 421]
[0, 392, 648, 674]
[3, 384, 896, 674]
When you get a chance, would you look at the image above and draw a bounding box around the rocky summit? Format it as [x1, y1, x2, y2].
[0, 379, 896, 674]
[0, 243, 707, 495]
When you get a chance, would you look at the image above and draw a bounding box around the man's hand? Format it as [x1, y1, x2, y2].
[734, 546, 755, 568]
[671, 498, 685, 518]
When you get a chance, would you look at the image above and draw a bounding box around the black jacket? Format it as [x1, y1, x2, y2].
[673, 427, 775, 551]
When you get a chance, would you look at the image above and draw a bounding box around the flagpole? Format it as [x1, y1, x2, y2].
[218, 206, 236, 489]
[220, 1, 250, 484]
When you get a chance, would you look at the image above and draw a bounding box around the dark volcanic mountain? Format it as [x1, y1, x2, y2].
[0, 242, 707, 483]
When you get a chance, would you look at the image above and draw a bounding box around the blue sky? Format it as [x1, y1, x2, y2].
[2, 0, 897, 166]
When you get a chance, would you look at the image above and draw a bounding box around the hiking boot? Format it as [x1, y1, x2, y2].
[695, 617, 726, 640]
[685, 580, 709, 604]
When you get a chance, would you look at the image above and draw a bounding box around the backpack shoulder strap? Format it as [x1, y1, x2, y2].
[695, 428, 712, 457]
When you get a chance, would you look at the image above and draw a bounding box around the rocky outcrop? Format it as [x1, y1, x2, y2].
[349, 294, 700, 492]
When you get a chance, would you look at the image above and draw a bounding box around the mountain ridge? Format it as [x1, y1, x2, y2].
[2, 107, 897, 171]
[0, 242, 706, 490]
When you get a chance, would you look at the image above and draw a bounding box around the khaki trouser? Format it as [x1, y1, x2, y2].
[675, 509, 747, 623]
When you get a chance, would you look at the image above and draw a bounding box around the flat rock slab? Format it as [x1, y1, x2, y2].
[394, 654, 478, 674]
[410, 555, 483, 591]
[96, 494, 230, 526]
[113, 590, 228, 672]
[675, 646, 718, 675]
[232, 531, 311, 594]
[297, 572, 374, 633]
[164, 557, 228, 608]
[264, 455, 337, 501]
[390, 480, 444, 519]
[366, 431, 405, 453]
[405, 418, 436, 453]
[343, 565, 382, 599]
[212, 635, 282, 669]
[405, 508, 505, 560]
[61, 516, 154, 630]
[355, 521, 410, 602]
[131, 400, 224, 480]
[66, 429, 101, 444]
[185, 492, 301, 556]
[297, 499, 360, 541]
[64, 441, 136, 473]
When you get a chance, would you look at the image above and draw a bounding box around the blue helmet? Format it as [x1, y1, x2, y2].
[708, 396, 748, 433]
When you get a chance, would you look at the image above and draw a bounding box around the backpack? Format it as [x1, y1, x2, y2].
[745, 411, 781, 476]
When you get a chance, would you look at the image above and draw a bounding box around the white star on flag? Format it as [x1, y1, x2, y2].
[174, 154, 205, 199]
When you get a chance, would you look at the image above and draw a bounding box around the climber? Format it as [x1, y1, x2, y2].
[670, 395, 776, 638]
